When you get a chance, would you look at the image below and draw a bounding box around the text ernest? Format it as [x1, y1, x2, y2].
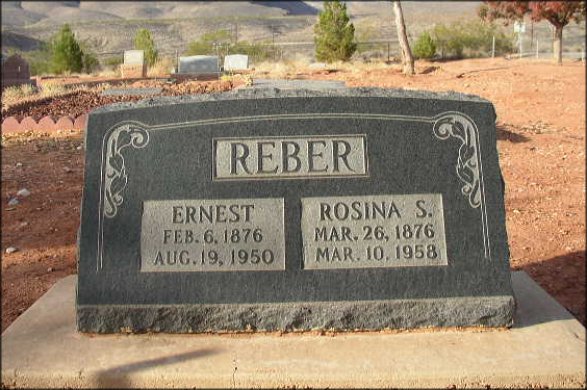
[171, 204, 255, 224]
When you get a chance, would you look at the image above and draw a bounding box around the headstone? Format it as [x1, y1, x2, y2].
[120, 50, 146, 78]
[223, 54, 249, 71]
[1, 54, 36, 90]
[77, 88, 515, 333]
[178, 55, 220, 78]
[124, 50, 145, 65]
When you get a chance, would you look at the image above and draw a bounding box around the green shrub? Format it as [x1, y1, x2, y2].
[185, 40, 212, 56]
[22, 43, 52, 76]
[186, 29, 271, 63]
[104, 56, 123, 68]
[82, 52, 100, 73]
[430, 20, 514, 59]
[185, 29, 232, 56]
[228, 41, 272, 62]
[413, 32, 436, 59]
[79, 41, 100, 74]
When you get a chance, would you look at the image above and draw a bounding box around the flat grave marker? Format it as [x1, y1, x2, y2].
[77, 88, 515, 333]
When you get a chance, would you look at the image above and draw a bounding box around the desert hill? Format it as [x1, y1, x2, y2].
[2, 1, 481, 29]
[2, 1, 322, 27]
[2, 1, 513, 61]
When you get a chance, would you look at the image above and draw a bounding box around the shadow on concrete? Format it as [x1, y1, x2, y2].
[515, 251, 585, 327]
[512, 251, 585, 329]
[92, 347, 220, 388]
[496, 123, 531, 143]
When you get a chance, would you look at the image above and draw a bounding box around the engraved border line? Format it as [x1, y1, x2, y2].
[432, 111, 490, 260]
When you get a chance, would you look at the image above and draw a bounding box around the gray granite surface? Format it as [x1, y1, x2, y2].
[92, 87, 491, 114]
[78, 86, 513, 333]
[178, 55, 220, 74]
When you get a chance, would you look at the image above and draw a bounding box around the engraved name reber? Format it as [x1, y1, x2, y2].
[214, 135, 368, 180]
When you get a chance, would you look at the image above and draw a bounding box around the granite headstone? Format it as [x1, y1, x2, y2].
[223, 54, 249, 71]
[178, 55, 220, 75]
[1, 54, 36, 90]
[77, 88, 515, 333]
[120, 50, 146, 78]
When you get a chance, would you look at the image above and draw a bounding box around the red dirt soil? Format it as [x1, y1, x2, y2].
[1, 58, 585, 332]
[2, 79, 239, 121]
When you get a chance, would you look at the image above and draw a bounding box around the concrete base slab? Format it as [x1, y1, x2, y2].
[2, 271, 585, 388]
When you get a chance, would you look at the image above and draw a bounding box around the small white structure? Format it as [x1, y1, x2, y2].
[123, 50, 145, 65]
[121, 50, 146, 78]
[223, 54, 249, 71]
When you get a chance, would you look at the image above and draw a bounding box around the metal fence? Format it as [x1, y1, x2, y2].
[92, 38, 403, 67]
[96, 38, 585, 68]
[510, 22, 586, 61]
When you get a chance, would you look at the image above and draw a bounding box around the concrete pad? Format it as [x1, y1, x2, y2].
[1, 272, 585, 388]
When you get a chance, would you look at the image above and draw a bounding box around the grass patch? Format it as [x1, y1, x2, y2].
[147, 57, 175, 77]
[1, 80, 99, 112]
[1, 84, 39, 110]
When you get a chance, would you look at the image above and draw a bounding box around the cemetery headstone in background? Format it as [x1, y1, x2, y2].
[223, 54, 249, 72]
[1, 54, 36, 90]
[124, 50, 145, 65]
[120, 50, 146, 78]
[77, 88, 515, 333]
[177, 55, 221, 80]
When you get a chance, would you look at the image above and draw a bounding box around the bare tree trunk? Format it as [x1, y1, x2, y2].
[393, 1, 414, 75]
[553, 25, 563, 65]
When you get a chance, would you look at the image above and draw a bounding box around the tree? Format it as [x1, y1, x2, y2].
[134, 28, 158, 66]
[50, 24, 83, 74]
[479, 1, 585, 64]
[392, 1, 414, 75]
[314, 0, 357, 63]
